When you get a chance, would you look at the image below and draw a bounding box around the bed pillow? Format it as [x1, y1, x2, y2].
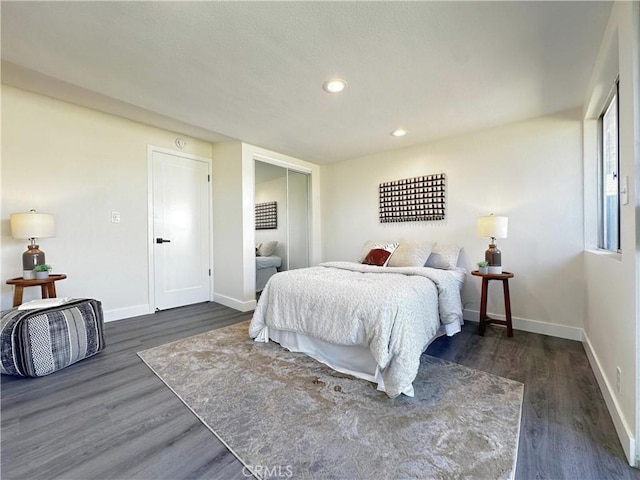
[387, 240, 436, 268]
[357, 240, 378, 262]
[362, 242, 399, 267]
[255, 243, 261, 255]
[257, 241, 278, 257]
[425, 243, 462, 270]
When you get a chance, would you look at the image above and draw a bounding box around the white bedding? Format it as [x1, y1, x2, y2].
[256, 255, 282, 270]
[255, 255, 282, 292]
[249, 261, 464, 397]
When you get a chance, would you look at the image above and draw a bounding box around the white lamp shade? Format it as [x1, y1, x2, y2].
[477, 215, 508, 239]
[10, 211, 55, 239]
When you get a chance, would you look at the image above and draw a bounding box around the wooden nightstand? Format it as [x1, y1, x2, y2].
[6, 274, 67, 307]
[471, 270, 514, 337]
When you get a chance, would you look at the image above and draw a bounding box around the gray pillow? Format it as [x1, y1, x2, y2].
[387, 240, 436, 267]
[425, 243, 462, 269]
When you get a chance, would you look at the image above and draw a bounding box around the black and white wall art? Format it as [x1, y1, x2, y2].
[255, 201, 278, 230]
[379, 174, 446, 223]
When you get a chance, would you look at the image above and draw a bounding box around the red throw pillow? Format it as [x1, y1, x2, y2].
[362, 248, 393, 266]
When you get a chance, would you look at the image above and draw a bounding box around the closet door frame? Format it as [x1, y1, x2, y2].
[253, 154, 312, 286]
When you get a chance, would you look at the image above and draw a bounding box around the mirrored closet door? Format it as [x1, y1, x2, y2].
[286, 170, 309, 270]
[254, 160, 310, 294]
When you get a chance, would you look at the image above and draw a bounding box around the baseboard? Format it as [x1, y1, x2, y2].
[104, 304, 151, 322]
[104, 296, 257, 321]
[212, 293, 256, 312]
[462, 309, 584, 341]
[463, 308, 635, 465]
[583, 332, 636, 466]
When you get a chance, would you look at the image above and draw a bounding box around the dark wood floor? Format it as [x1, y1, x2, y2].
[2, 302, 638, 480]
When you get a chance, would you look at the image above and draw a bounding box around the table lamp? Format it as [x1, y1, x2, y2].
[477, 214, 508, 274]
[10, 209, 55, 279]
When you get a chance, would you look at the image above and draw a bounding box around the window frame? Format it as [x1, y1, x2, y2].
[597, 78, 621, 253]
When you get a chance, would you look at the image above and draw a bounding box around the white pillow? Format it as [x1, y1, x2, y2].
[358, 240, 383, 262]
[425, 243, 462, 270]
[387, 240, 436, 268]
[257, 241, 278, 257]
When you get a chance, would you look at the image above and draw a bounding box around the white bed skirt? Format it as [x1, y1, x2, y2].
[256, 267, 277, 292]
[256, 317, 463, 397]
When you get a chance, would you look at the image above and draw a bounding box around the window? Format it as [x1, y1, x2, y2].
[598, 80, 620, 252]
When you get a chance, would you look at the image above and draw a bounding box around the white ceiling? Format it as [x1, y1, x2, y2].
[1, 1, 611, 165]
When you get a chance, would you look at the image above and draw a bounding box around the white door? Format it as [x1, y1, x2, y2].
[151, 150, 211, 310]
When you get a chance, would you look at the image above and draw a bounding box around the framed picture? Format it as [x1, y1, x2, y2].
[255, 201, 277, 230]
[379, 173, 445, 223]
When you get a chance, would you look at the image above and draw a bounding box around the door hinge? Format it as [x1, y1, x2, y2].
[209, 268, 211, 276]
[207, 174, 210, 182]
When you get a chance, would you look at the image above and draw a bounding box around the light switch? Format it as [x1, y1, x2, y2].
[111, 211, 121, 223]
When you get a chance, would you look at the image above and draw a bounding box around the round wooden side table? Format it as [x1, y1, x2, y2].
[471, 270, 514, 337]
[6, 274, 68, 307]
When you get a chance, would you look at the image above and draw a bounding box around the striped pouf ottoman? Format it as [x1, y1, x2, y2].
[0, 298, 105, 377]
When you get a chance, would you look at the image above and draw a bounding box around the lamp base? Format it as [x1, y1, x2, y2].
[22, 244, 45, 270]
[485, 243, 502, 275]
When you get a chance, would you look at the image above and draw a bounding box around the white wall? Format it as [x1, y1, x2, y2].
[582, 1, 638, 465]
[1, 85, 213, 319]
[0, 89, 319, 318]
[321, 110, 585, 339]
[211, 142, 249, 311]
[211, 142, 321, 310]
[255, 175, 288, 266]
[1, 87, 316, 321]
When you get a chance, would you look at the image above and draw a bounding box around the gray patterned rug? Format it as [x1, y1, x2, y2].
[138, 321, 523, 480]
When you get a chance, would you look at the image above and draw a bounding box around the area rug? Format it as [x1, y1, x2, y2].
[138, 321, 523, 480]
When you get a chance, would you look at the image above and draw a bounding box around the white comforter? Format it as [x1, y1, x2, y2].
[249, 261, 463, 397]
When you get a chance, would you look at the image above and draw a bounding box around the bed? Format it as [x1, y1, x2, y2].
[255, 241, 281, 293]
[255, 255, 282, 292]
[249, 241, 466, 398]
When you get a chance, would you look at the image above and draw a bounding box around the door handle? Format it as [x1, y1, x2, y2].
[156, 238, 172, 244]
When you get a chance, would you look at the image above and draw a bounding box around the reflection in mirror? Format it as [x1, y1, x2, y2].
[255, 161, 287, 295]
[254, 160, 311, 297]
[287, 170, 310, 270]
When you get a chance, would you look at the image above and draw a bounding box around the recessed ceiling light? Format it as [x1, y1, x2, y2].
[391, 129, 407, 137]
[322, 79, 347, 93]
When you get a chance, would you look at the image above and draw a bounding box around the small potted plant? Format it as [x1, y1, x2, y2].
[477, 261, 489, 275]
[33, 264, 52, 279]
